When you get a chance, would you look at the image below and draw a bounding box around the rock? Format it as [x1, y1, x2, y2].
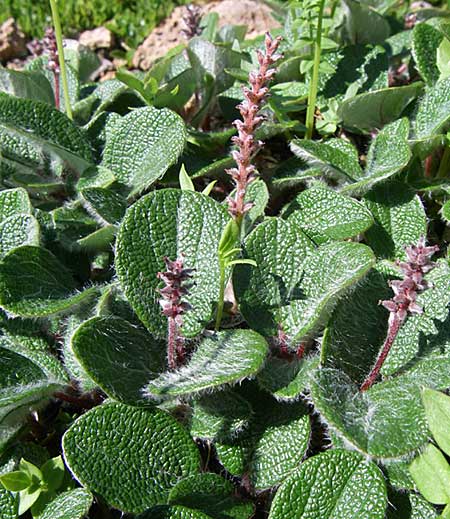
[0, 18, 27, 62]
[79, 27, 115, 50]
[133, 0, 281, 70]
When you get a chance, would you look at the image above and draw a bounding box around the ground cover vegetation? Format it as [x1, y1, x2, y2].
[1, 0, 450, 517]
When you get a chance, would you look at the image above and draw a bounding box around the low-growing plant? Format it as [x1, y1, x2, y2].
[1, 0, 450, 518]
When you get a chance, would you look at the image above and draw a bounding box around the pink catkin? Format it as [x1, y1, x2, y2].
[157, 256, 194, 369]
[360, 237, 439, 391]
[43, 28, 61, 110]
[227, 32, 282, 219]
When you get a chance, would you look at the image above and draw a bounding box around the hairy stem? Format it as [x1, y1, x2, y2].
[360, 316, 403, 391]
[49, 0, 73, 119]
[305, 0, 325, 140]
[53, 71, 60, 110]
[167, 317, 178, 370]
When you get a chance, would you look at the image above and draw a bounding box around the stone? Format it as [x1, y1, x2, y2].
[0, 18, 27, 62]
[79, 27, 115, 50]
[133, 0, 281, 70]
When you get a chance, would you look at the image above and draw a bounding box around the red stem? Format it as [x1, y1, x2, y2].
[167, 317, 178, 370]
[53, 70, 60, 111]
[360, 315, 403, 391]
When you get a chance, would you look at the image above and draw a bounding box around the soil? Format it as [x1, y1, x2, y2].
[132, 0, 281, 69]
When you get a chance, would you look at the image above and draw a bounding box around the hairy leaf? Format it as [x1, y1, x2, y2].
[342, 119, 411, 194]
[145, 330, 267, 399]
[284, 183, 374, 243]
[0, 246, 97, 317]
[102, 106, 186, 196]
[290, 139, 362, 181]
[62, 402, 200, 513]
[312, 357, 450, 460]
[364, 181, 427, 259]
[0, 93, 93, 175]
[268, 449, 387, 519]
[412, 23, 443, 85]
[116, 189, 229, 337]
[71, 316, 166, 404]
[413, 77, 450, 139]
[0, 214, 40, 259]
[168, 473, 254, 519]
[215, 388, 310, 490]
[36, 489, 93, 519]
[338, 84, 422, 133]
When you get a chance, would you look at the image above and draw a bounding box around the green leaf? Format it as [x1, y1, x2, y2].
[190, 388, 253, 442]
[71, 316, 166, 404]
[18, 459, 42, 482]
[284, 183, 374, 243]
[0, 68, 54, 105]
[0, 470, 31, 492]
[364, 180, 427, 259]
[0, 188, 32, 221]
[0, 345, 63, 417]
[116, 189, 230, 337]
[168, 473, 254, 519]
[409, 444, 450, 505]
[341, 119, 411, 195]
[139, 506, 214, 519]
[257, 355, 320, 401]
[26, 57, 79, 114]
[102, 106, 186, 196]
[234, 218, 315, 338]
[18, 484, 42, 516]
[338, 83, 423, 133]
[342, 0, 391, 45]
[441, 199, 450, 223]
[145, 330, 267, 400]
[322, 268, 392, 383]
[386, 491, 438, 519]
[278, 241, 375, 342]
[215, 389, 310, 490]
[62, 402, 200, 513]
[311, 357, 450, 460]
[0, 246, 97, 317]
[0, 214, 40, 259]
[268, 449, 387, 519]
[179, 164, 195, 191]
[236, 221, 374, 340]
[290, 139, 363, 181]
[412, 23, 443, 85]
[80, 187, 126, 226]
[0, 487, 18, 519]
[35, 488, 93, 519]
[41, 456, 65, 492]
[0, 332, 67, 385]
[437, 37, 450, 81]
[412, 77, 450, 140]
[422, 388, 450, 457]
[0, 93, 93, 175]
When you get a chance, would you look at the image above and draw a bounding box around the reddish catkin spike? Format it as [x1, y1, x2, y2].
[157, 256, 194, 370]
[182, 4, 202, 40]
[360, 237, 439, 391]
[43, 27, 61, 110]
[226, 32, 282, 220]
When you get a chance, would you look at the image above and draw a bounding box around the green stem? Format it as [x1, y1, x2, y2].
[305, 0, 326, 140]
[215, 264, 226, 331]
[442, 503, 450, 519]
[49, 0, 73, 120]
